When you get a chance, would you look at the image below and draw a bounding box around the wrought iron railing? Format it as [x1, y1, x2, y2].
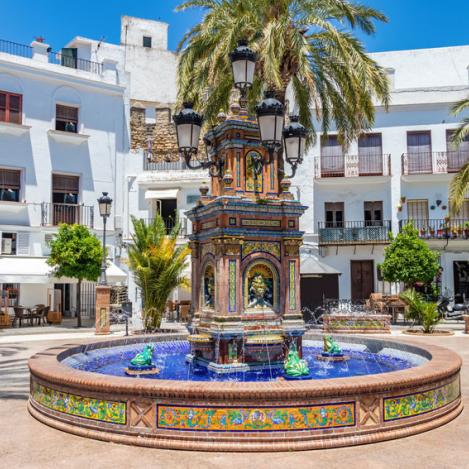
[0, 39, 33, 59]
[41, 203, 94, 228]
[315, 154, 391, 178]
[143, 157, 189, 171]
[401, 151, 469, 175]
[138, 217, 188, 236]
[400, 219, 469, 239]
[318, 220, 392, 244]
[48, 51, 102, 74]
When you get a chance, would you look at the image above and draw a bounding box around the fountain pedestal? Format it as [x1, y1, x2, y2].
[186, 116, 307, 373]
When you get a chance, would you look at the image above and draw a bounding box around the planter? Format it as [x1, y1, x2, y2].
[0, 313, 11, 328]
[402, 329, 454, 336]
[322, 314, 391, 334]
[464, 229, 469, 239]
[47, 310, 62, 325]
[437, 229, 443, 237]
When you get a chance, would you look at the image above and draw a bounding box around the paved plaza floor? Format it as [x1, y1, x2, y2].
[0, 329, 467, 469]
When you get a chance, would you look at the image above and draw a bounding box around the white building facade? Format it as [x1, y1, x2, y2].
[296, 46, 469, 305]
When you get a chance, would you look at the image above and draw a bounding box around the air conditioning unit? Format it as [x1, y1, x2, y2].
[1, 238, 12, 255]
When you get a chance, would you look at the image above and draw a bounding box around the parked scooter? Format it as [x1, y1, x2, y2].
[437, 295, 467, 320]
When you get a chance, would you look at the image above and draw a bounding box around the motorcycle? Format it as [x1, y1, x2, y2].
[437, 296, 467, 320]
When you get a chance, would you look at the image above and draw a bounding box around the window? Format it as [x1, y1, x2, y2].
[1, 233, 16, 255]
[143, 36, 152, 48]
[325, 202, 344, 227]
[407, 131, 432, 174]
[0, 90, 22, 124]
[0, 169, 21, 202]
[55, 104, 78, 133]
[321, 135, 344, 177]
[407, 199, 429, 221]
[446, 130, 469, 173]
[153, 198, 177, 232]
[52, 174, 79, 225]
[1, 284, 19, 307]
[364, 201, 383, 226]
[358, 133, 383, 175]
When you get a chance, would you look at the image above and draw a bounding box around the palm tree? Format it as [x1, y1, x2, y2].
[128, 215, 190, 330]
[448, 97, 469, 215]
[176, 0, 390, 150]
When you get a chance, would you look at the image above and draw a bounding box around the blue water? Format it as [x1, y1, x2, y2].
[63, 340, 419, 382]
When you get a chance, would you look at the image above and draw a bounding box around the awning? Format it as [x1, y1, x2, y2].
[0, 257, 128, 285]
[300, 256, 341, 276]
[106, 261, 127, 284]
[0, 257, 52, 284]
[144, 189, 179, 200]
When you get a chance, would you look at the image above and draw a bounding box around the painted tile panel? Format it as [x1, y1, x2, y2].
[384, 378, 460, 421]
[32, 381, 126, 425]
[157, 402, 355, 432]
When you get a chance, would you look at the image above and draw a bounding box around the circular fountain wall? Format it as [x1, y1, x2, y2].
[28, 333, 462, 452]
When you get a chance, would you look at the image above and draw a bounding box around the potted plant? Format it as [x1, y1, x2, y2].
[419, 226, 427, 238]
[443, 217, 451, 238]
[457, 224, 464, 237]
[437, 223, 444, 238]
[429, 226, 435, 237]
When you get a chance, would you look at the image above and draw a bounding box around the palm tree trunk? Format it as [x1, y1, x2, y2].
[76, 280, 82, 328]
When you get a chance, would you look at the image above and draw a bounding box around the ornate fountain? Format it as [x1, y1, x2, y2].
[184, 111, 307, 373]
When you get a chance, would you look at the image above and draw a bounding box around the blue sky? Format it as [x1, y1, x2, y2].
[2, 0, 469, 53]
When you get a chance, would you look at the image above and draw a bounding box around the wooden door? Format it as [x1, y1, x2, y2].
[351, 260, 374, 301]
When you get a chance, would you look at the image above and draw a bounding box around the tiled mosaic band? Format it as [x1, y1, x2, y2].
[157, 402, 355, 432]
[32, 381, 126, 425]
[384, 378, 460, 421]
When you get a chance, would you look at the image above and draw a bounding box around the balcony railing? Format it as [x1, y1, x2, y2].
[318, 220, 392, 245]
[401, 151, 469, 175]
[0, 39, 102, 75]
[139, 217, 188, 237]
[315, 154, 391, 178]
[400, 219, 469, 240]
[41, 203, 94, 228]
[143, 156, 189, 171]
[48, 50, 102, 74]
[0, 39, 33, 59]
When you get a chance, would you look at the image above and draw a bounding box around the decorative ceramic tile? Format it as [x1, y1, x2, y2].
[228, 259, 236, 312]
[32, 381, 126, 425]
[289, 260, 296, 310]
[201, 220, 217, 230]
[384, 379, 460, 421]
[242, 240, 281, 260]
[201, 243, 215, 259]
[245, 150, 263, 192]
[326, 318, 388, 330]
[157, 402, 355, 432]
[241, 219, 281, 227]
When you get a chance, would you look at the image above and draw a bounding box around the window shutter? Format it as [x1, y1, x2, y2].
[52, 174, 79, 193]
[16, 232, 30, 256]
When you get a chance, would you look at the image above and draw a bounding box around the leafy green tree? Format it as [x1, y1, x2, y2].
[127, 215, 190, 331]
[176, 0, 390, 151]
[47, 224, 102, 328]
[448, 97, 469, 215]
[379, 224, 439, 289]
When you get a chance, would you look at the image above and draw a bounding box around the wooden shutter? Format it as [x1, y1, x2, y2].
[0, 169, 21, 189]
[407, 199, 429, 221]
[16, 232, 30, 256]
[52, 174, 79, 193]
[56, 105, 78, 123]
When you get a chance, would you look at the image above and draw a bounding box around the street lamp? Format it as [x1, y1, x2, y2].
[255, 90, 285, 164]
[283, 116, 308, 178]
[175, 41, 309, 180]
[229, 40, 256, 104]
[97, 191, 112, 285]
[173, 103, 224, 176]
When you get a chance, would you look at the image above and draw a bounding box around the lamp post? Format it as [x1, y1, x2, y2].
[174, 40, 309, 180]
[97, 192, 112, 285]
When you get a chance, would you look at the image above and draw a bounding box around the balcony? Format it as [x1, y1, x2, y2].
[0, 39, 102, 75]
[400, 219, 469, 240]
[401, 151, 469, 176]
[144, 158, 189, 171]
[314, 154, 391, 179]
[41, 203, 94, 228]
[139, 217, 188, 237]
[318, 221, 392, 245]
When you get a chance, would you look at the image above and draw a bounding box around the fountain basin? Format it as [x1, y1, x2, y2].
[28, 333, 462, 452]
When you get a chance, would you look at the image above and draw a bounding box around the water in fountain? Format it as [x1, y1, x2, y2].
[62, 339, 426, 383]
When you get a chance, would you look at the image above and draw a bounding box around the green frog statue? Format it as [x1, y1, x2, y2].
[284, 343, 310, 377]
[130, 344, 155, 367]
[323, 335, 342, 355]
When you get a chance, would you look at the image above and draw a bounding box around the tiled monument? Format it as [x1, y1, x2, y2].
[186, 109, 307, 372]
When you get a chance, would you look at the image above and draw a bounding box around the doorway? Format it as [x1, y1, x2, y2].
[351, 260, 374, 301]
[453, 261, 469, 301]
